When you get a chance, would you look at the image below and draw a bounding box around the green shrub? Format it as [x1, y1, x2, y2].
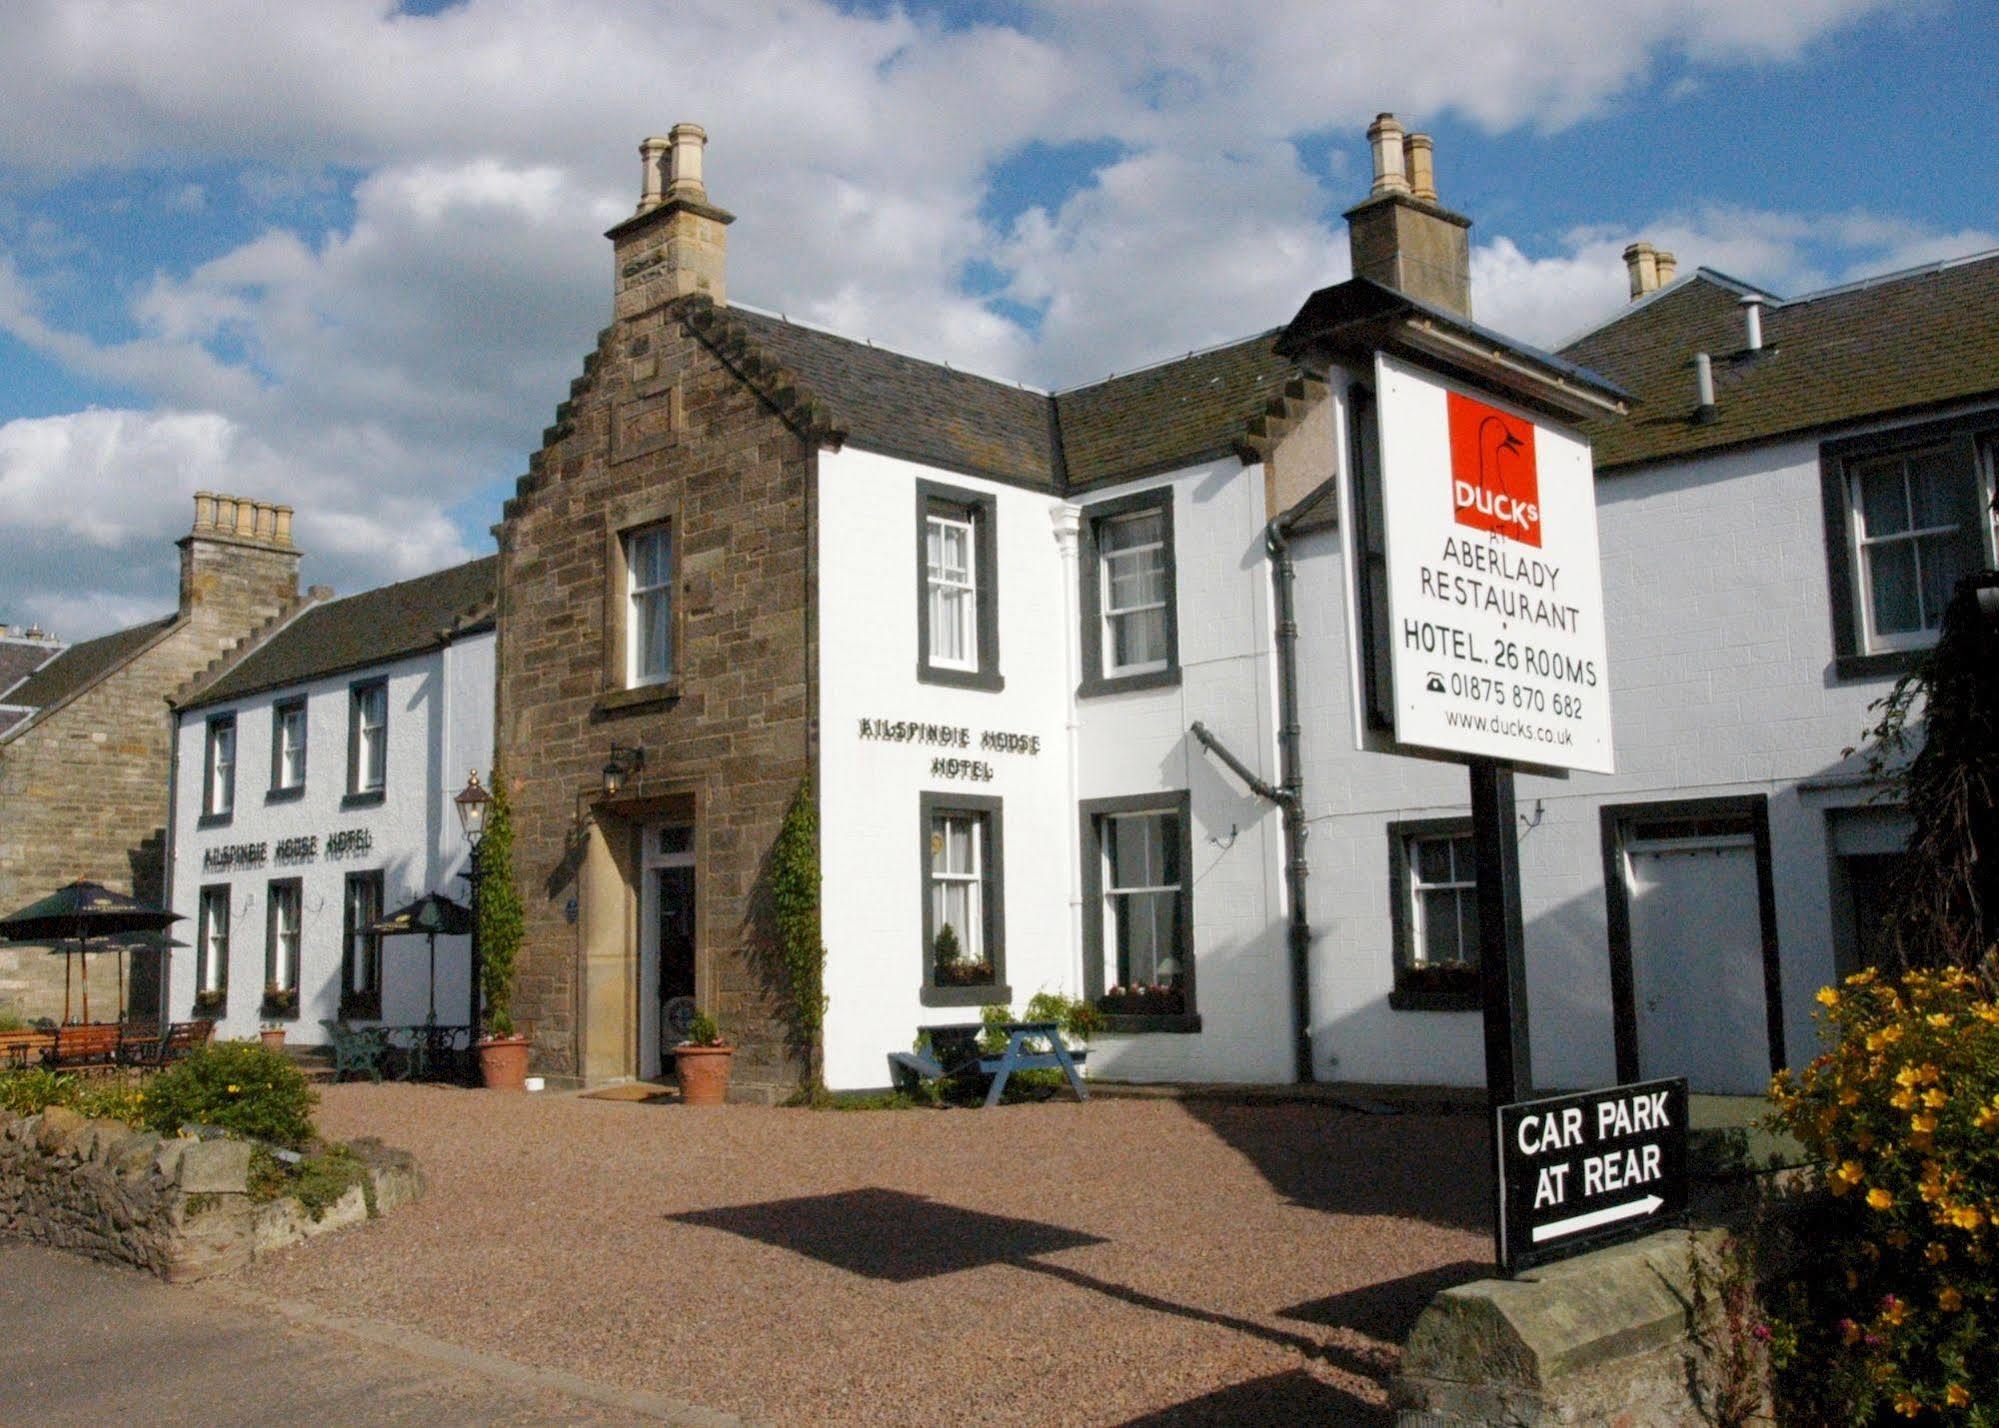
[1766, 965, 1999, 1420]
[686, 1010, 723, 1047]
[144, 1042, 317, 1148]
[70, 1077, 149, 1127]
[0, 1067, 78, 1116]
[771, 783, 827, 1057]
[248, 1143, 373, 1220]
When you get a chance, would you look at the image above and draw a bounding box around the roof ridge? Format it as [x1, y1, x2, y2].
[1774, 245, 1999, 308]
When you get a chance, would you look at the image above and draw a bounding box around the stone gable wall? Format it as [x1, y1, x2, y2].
[497, 297, 816, 1098]
[0, 543, 298, 1022]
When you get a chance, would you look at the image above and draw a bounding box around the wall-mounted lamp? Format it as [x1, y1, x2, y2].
[603, 745, 646, 798]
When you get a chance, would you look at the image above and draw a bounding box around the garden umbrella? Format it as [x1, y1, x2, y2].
[0, 881, 181, 1024]
[370, 892, 472, 1023]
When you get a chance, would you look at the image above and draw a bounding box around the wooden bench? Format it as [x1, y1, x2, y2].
[0, 1028, 55, 1070]
[117, 1019, 214, 1069]
[44, 1023, 122, 1071]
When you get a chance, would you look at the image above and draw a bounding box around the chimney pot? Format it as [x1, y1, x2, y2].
[1623, 241, 1659, 301]
[637, 135, 670, 214]
[667, 122, 709, 202]
[1653, 250, 1677, 285]
[1402, 132, 1437, 203]
[1740, 294, 1764, 352]
[1367, 113, 1410, 196]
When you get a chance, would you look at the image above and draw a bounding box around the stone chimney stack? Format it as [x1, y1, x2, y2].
[1345, 113, 1473, 318]
[607, 122, 735, 320]
[177, 491, 300, 628]
[1624, 241, 1663, 300]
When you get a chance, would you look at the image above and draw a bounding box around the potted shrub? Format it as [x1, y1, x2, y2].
[258, 1015, 288, 1052]
[473, 771, 531, 1091]
[673, 1010, 735, 1105]
[932, 924, 995, 987]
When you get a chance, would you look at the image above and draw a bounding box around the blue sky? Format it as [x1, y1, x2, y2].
[0, 0, 1993, 638]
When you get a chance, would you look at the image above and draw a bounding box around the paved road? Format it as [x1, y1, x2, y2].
[0, 1241, 727, 1426]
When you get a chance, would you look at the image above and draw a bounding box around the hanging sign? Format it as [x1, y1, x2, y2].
[1372, 354, 1615, 773]
[1495, 1077, 1688, 1271]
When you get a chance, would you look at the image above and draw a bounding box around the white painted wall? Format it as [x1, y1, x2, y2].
[1297, 415, 1914, 1091]
[166, 630, 494, 1045]
[815, 447, 1292, 1090]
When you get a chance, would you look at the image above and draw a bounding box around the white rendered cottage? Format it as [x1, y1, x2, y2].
[166, 559, 495, 1045]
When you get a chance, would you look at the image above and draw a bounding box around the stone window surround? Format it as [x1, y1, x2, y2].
[1079, 791, 1200, 1033]
[267, 695, 307, 804]
[199, 713, 236, 829]
[915, 479, 1003, 692]
[918, 790, 1008, 1009]
[340, 869, 385, 1022]
[263, 876, 303, 1019]
[1078, 486, 1181, 698]
[1386, 816, 1480, 1012]
[344, 678, 387, 809]
[597, 492, 686, 715]
[1819, 407, 1999, 682]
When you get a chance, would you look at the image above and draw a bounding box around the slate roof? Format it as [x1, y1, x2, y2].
[0, 638, 61, 701]
[693, 300, 1303, 492]
[182, 557, 497, 711]
[2, 617, 176, 719]
[1562, 251, 1999, 471]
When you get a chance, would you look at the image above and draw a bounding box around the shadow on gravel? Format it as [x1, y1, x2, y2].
[669, 1187, 1106, 1281]
[1112, 1369, 1389, 1427]
[1277, 1258, 1491, 1342]
[1177, 1100, 1492, 1232]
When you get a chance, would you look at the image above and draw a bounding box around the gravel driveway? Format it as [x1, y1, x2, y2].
[238, 1085, 1492, 1426]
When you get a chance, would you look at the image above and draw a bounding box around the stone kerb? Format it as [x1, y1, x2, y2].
[0, 1106, 424, 1283]
[1391, 1228, 1769, 1426]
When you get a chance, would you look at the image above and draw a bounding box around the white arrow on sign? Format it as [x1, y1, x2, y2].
[1532, 1195, 1664, 1243]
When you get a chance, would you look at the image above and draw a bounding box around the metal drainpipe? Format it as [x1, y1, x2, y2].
[1265, 515, 1315, 1084]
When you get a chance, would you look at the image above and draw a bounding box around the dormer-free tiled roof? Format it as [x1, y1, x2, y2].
[3, 617, 175, 717]
[181, 557, 497, 711]
[0, 639, 61, 701]
[1562, 251, 1999, 471]
[686, 298, 1306, 493]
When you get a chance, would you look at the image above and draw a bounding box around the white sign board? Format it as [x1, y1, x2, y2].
[1373, 353, 1614, 773]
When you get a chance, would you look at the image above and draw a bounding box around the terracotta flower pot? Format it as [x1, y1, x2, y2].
[673, 1043, 735, 1106]
[259, 1028, 287, 1052]
[477, 1035, 532, 1092]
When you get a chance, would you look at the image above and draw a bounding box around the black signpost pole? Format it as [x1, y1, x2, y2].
[1470, 756, 1531, 1107]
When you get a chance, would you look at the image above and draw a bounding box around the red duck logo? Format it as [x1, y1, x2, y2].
[1447, 392, 1541, 547]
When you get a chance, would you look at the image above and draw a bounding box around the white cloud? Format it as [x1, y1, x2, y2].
[0, 0, 1954, 634]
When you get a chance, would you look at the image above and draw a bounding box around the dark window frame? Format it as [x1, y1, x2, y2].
[1080, 791, 1199, 1033]
[344, 678, 388, 808]
[1387, 816, 1482, 1012]
[1820, 409, 1999, 681]
[915, 479, 1003, 691]
[268, 696, 307, 802]
[340, 870, 385, 1021]
[918, 791, 1008, 1008]
[194, 884, 230, 1013]
[263, 877, 303, 1019]
[1598, 794, 1784, 1085]
[199, 714, 236, 828]
[1079, 487, 1180, 697]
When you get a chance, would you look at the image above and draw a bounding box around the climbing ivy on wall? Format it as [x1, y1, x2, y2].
[1852, 573, 1999, 971]
[770, 782, 828, 1078]
[476, 770, 525, 1037]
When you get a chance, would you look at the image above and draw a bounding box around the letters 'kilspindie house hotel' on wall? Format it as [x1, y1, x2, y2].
[10, 114, 1989, 1103]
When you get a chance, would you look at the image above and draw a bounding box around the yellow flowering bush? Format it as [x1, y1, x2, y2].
[1768, 966, 1999, 1421]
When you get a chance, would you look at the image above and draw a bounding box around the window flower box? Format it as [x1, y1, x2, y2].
[1390, 959, 1481, 1012]
[260, 986, 300, 1020]
[192, 988, 227, 1015]
[934, 959, 997, 988]
[1097, 983, 1185, 1017]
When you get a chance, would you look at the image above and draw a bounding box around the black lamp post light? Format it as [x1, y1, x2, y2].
[454, 769, 491, 1037]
